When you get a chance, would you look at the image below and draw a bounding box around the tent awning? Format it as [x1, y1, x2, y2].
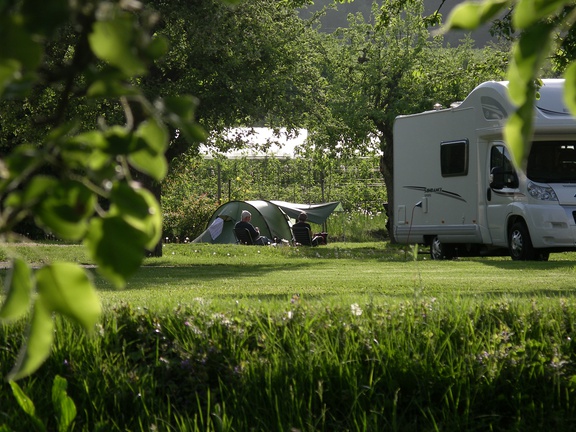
[269, 201, 343, 225]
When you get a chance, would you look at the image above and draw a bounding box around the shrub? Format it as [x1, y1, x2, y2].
[162, 194, 219, 242]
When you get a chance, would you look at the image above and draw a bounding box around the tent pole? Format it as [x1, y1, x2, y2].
[217, 162, 222, 204]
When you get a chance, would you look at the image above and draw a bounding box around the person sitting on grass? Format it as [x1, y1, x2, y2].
[235, 210, 272, 245]
[293, 212, 326, 246]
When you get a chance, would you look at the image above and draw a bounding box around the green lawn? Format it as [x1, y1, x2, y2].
[2, 241, 576, 309]
[108, 243, 576, 310]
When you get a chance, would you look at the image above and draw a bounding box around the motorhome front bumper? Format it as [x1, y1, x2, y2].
[523, 205, 576, 248]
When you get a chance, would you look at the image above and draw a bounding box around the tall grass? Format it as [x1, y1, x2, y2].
[3, 297, 576, 431]
[1, 243, 576, 431]
[325, 210, 387, 243]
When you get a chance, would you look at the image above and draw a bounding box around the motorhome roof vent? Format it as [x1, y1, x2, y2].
[433, 103, 443, 110]
[481, 96, 507, 120]
[450, 101, 462, 108]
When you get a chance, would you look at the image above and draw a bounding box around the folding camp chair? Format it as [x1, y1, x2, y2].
[234, 227, 255, 245]
[291, 225, 313, 246]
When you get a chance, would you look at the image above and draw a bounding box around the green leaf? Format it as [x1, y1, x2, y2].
[0, 59, 21, 96]
[176, 122, 208, 145]
[104, 126, 139, 155]
[8, 298, 54, 381]
[163, 95, 199, 122]
[84, 216, 149, 288]
[36, 263, 101, 332]
[52, 375, 77, 432]
[135, 119, 168, 154]
[503, 21, 554, 171]
[9, 380, 45, 431]
[4, 190, 22, 209]
[87, 78, 141, 98]
[88, 15, 146, 76]
[110, 182, 153, 221]
[0, 258, 33, 322]
[129, 145, 168, 181]
[110, 183, 162, 249]
[507, 22, 553, 106]
[68, 130, 109, 151]
[65, 131, 113, 172]
[563, 63, 576, 117]
[445, 0, 510, 30]
[22, 175, 57, 206]
[44, 121, 79, 145]
[85, 66, 140, 98]
[128, 120, 169, 181]
[513, 0, 566, 30]
[505, 99, 535, 170]
[34, 181, 96, 241]
[145, 35, 169, 60]
[162, 95, 207, 142]
[2, 145, 41, 187]
[9, 380, 36, 416]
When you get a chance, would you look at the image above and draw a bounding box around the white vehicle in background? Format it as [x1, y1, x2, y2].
[393, 79, 576, 260]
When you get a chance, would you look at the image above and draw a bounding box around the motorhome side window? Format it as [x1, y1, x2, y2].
[440, 140, 468, 177]
[490, 144, 518, 188]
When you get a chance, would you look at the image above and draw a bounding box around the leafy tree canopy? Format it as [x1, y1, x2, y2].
[311, 0, 507, 238]
[0, 0, 205, 379]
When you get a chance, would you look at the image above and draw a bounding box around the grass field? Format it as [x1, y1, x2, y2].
[2, 242, 576, 431]
[3, 241, 575, 308]
[111, 244, 576, 312]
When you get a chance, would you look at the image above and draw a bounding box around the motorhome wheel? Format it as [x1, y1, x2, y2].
[430, 236, 454, 260]
[508, 221, 536, 261]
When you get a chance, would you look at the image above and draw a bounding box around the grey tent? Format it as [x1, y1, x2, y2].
[192, 200, 293, 244]
[270, 200, 343, 225]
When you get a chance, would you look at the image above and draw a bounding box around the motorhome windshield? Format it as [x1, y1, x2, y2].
[526, 141, 576, 183]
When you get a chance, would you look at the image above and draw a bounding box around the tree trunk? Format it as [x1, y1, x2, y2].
[147, 177, 163, 257]
[127, 99, 164, 257]
[132, 172, 163, 257]
[379, 128, 396, 243]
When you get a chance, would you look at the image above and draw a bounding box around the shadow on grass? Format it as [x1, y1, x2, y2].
[476, 259, 576, 271]
[92, 261, 320, 292]
[286, 244, 409, 261]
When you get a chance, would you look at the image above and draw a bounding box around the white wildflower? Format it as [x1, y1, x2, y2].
[351, 303, 363, 316]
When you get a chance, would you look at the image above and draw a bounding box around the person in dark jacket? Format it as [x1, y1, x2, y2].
[293, 212, 326, 246]
[235, 210, 272, 245]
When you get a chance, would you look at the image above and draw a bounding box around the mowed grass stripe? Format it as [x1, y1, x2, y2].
[84, 243, 576, 311]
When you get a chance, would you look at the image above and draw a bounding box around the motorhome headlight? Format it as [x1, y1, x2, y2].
[527, 181, 558, 201]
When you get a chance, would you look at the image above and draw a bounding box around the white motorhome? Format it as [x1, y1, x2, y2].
[393, 79, 576, 260]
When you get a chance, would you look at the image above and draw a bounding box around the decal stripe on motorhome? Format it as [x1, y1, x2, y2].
[404, 186, 467, 202]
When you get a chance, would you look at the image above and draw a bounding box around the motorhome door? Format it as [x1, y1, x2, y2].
[486, 143, 519, 245]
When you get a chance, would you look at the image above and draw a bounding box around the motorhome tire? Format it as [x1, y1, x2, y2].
[430, 236, 454, 260]
[508, 221, 536, 261]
